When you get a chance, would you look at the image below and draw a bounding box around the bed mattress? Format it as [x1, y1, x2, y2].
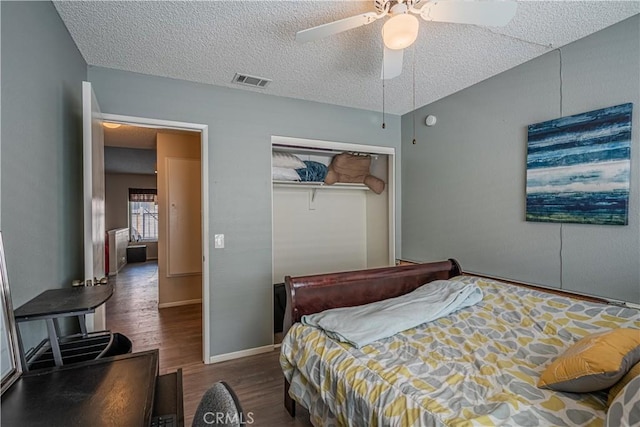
[280, 276, 640, 426]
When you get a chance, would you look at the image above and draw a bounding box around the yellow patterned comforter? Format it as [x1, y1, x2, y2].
[280, 276, 640, 427]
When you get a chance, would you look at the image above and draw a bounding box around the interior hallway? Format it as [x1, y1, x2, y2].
[105, 260, 202, 374]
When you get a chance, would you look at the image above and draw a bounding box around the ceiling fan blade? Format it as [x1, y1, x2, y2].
[296, 12, 382, 43]
[381, 47, 403, 80]
[420, 1, 517, 27]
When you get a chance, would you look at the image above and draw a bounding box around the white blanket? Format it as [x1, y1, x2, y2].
[301, 279, 483, 348]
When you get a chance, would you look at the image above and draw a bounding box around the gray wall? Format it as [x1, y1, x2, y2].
[104, 173, 159, 260]
[105, 147, 156, 175]
[88, 66, 402, 357]
[1, 1, 87, 349]
[105, 173, 157, 231]
[402, 16, 639, 303]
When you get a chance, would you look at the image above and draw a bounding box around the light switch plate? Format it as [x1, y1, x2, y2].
[214, 234, 225, 248]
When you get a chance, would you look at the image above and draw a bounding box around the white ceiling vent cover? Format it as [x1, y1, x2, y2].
[232, 73, 272, 88]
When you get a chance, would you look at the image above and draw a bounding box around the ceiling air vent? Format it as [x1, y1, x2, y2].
[232, 73, 272, 89]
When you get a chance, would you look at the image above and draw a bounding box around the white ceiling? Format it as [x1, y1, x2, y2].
[54, 1, 640, 115]
[104, 123, 199, 149]
[104, 124, 158, 149]
[103, 124, 199, 173]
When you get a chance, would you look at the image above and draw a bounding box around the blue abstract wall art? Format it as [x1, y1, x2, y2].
[526, 103, 632, 225]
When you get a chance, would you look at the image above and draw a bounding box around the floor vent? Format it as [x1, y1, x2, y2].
[232, 73, 272, 88]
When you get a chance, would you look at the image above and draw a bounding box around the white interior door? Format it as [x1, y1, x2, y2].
[82, 81, 106, 331]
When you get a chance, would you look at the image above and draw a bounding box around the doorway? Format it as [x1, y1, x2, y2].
[101, 113, 210, 365]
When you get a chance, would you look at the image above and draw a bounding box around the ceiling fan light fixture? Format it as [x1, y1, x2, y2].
[382, 13, 419, 50]
[103, 122, 121, 129]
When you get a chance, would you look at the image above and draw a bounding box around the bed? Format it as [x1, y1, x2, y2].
[279, 260, 640, 426]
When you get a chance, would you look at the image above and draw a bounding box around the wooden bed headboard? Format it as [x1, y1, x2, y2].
[283, 259, 461, 334]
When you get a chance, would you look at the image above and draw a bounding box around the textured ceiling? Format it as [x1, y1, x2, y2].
[54, 1, 640, 115]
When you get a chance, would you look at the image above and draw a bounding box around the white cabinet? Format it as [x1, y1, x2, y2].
[108, 228, 128, 276]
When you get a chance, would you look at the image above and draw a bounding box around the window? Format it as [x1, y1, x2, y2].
[129, 188, 158, 242]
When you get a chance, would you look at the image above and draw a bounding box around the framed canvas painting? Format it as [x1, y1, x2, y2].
[526, 103, 632, 225]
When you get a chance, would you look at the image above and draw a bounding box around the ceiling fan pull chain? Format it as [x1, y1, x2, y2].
[382, 39, 386, 129]
[412, 43, 417, 144]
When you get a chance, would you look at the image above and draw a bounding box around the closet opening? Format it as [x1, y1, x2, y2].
[271, 136, 396, 344]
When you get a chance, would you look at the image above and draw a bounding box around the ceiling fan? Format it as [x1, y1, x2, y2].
[296, 0, 518, 80]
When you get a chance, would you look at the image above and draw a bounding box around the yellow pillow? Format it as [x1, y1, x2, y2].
[608, 360, 640, 406]
[537, 328, 640, 392]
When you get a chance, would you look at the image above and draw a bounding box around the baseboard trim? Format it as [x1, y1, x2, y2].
[158, 298, 202, 309]
[208, 345, 274, 364]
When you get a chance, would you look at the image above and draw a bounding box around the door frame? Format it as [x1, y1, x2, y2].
[102, 113, 211, 364]
[271, 135, 396, 266]
[82, 81, 107, 331]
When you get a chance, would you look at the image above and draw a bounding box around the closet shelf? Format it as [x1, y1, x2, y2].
[272, 144, 379, 158]
[273, 181, 369, 191]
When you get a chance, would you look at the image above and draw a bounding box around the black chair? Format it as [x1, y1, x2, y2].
[192, 381, 245, 427]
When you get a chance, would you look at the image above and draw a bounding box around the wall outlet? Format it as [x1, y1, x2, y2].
[214, 234, 225, 249]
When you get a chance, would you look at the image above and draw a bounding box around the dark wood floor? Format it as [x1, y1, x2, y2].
[106, 261, 312, 426]
[105, 261, 202, 373]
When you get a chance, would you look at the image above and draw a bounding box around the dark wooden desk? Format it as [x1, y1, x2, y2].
[13, 285, 113, 368]
[0, 349, 184, 427]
